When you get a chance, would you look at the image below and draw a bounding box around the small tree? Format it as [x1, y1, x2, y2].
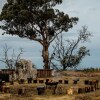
[50, 26, 91, 70]
[0, 0, 78, 69]
[0, 44, 23, 69]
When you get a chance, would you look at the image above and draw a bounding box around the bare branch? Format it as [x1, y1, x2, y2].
[0, 44, 24, 69]
[50, 26, 92, 70]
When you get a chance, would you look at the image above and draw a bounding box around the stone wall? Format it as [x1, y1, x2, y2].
[10, 59, 37, 81]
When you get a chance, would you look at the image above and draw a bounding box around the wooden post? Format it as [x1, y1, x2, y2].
[39, 80, 44, 83]
[59, 80, 63, 84]
[64, 80, 68, 84]
[18, 87, 26, 95]
[37, 86, 45, 95]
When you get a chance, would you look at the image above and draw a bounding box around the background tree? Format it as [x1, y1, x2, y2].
[0, 0, 78, 69]
[0, 44, 23, 69]
[50, 26, 91, 70]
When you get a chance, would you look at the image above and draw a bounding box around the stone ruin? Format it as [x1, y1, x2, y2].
[9, 59, 37, 82]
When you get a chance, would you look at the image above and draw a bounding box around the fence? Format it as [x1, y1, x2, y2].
[37, 69, 53, 77]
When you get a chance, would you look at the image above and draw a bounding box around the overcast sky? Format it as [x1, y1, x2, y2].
[0, 0, 100, 69]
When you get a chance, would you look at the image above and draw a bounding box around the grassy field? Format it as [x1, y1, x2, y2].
[0, 71, 100, 100]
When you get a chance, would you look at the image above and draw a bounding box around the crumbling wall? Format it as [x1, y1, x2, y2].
[10, 59, 37, 81]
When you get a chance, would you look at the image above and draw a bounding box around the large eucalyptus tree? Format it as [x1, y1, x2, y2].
[0, 0, 78, 69]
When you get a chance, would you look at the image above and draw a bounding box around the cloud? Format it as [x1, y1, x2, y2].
[69, 10, 80, 14]
[0, 0, 100, 69]
[0, 0, 6, 12]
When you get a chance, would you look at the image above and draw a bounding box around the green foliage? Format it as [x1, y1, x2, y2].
[60, 46, 90, 70]
[0, 0, 78, 40]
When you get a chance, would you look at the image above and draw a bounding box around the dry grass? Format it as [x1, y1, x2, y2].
[0, 71, 100, 100]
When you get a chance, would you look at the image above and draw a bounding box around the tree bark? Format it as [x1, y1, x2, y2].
[42, 45, 50, 69]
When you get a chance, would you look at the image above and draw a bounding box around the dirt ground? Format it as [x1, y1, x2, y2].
[0, 71, 100, 100]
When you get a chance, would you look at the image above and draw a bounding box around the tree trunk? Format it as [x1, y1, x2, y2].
[42, 45, 50, 69]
